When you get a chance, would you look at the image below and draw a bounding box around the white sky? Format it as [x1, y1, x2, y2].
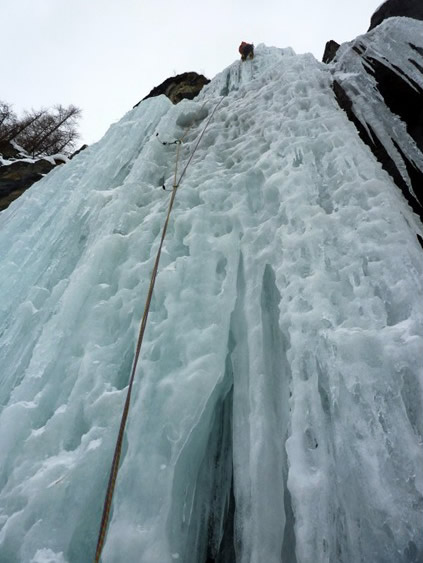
[2, 0, 384, 147]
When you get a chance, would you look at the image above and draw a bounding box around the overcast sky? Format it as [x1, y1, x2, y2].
[2, 0, 384, 147]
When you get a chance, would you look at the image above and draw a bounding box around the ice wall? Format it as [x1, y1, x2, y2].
[332, 18, 423, 210]
[0, 44, 422, 562]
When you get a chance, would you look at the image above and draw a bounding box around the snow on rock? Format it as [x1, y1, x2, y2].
[0, 45, 422, 563]
[0, 142, 68, 211]
[332, 18, 423, 217]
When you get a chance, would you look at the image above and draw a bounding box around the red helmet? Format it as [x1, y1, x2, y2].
[239, 41, 249, 54]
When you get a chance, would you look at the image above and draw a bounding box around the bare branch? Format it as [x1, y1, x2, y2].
[0, 102, 82, 156]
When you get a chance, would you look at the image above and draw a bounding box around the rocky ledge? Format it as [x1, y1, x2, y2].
[323, 0, 423, 220]
[134, 71, 210, 107]
[0, 141, 67, 211]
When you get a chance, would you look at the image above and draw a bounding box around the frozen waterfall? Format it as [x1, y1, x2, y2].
[0, 44, 422, 563]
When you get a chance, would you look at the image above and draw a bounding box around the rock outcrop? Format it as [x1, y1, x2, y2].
[0, 140, 21, 160]
[69, 144, 88, 159]
[322, 40, 340, 64]
[134, 72, 210, 107]
[323, 1, 423, 220]
[0, 141, 67, 211]
[369, 0, 423, 31]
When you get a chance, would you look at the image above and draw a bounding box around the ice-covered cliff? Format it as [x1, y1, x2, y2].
[0, 39, 422, 563]
[331, 17, 423, 219]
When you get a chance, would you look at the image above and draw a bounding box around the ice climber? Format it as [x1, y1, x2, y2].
[239, 41, 254, 61]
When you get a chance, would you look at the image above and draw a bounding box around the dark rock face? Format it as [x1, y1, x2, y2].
[0, 156, 66, 211]
[0, 140, 86, 211]
[369, 0, 423, 31]
[325, 15, 423, 221]
[365, 46, 423, 155]
[135, 72, 210, 107]
[0, 141, 21, 160]
[322, 40, 340, 64]
[70, 144, 88, 159]
[332, 55, 423, 219]
[332, 79, 423, 219]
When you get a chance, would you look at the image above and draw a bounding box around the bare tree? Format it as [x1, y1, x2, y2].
[0, 101, 18, 141]
[2, 110, 47, 146]
[0, 101, 15, 128]
[0, 101, 81, 156]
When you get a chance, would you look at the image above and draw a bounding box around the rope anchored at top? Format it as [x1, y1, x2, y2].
[94, 96, 223, 563]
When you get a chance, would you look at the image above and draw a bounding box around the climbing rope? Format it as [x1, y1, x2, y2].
[94, 96, 223, 562]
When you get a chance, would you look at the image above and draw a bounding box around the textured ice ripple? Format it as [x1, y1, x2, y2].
[0, 45, 422, 562]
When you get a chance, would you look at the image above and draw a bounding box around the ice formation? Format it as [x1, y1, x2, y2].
[333, 17, 423, 208]
[0, 41, 422, 563]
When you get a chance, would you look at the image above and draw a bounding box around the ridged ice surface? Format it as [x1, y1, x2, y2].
[333, 17, 423, 203]
[0, 45, 422, 563]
